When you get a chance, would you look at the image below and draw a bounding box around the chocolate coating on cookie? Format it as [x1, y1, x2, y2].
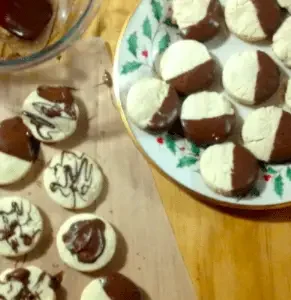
[0, 117, 39, 162]
[251, 0, 281, 37]
[63, 219, 106, 264]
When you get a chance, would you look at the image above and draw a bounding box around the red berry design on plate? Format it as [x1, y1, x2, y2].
[156, 137, 164, 144]
[142, 50, 148, 58]
[180, 147, 185, 151]
[263, 174, 272, 182]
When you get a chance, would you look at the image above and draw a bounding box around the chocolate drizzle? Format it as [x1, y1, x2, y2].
[183, 0, 221, 42]
[0, 117, 39, 161]
[169, 60, 215, 95]
[49, 151, 94, 208]
[62, 219, 106, 263]
[255, 51, 280, 104]
[251, 0, 281, 37]
[0, 268, 61, 299]
[0, 201, 40, 253]
[101, 273, 142, 300]
[0, 0, 53, 41]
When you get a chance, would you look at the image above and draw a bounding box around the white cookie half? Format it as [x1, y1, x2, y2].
[0, 197, 43, 257]
[285, 79, 291, 108]
[273, 17, 291, 67]
[0, 266, 56, 300]
[22, 89, 79, 143]
[43, 151, 103, 210]
[56, 214, 116, 272]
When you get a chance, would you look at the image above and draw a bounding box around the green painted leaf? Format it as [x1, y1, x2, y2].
[127, 32, 138, 57]
[121, 61, 142, 74]
[151, 0, 163, 21]
[286, 167, 291, 181]
[267, 166, 277, 174]
[158, 33, 170, 54]
[165, 135, 176, 154]
[274, 175, 284, 198]
[164, 18, 178, 28]
[250, 187, 260, 197]
[177, 156, 197, 168]
[143, 17, 152, 39]
[190, 142, 200, 156]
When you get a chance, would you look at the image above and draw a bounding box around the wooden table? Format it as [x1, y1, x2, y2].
[92, 1, 291, 299]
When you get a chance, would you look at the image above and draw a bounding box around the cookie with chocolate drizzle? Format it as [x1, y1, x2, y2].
[22, 86, 79, 143]
[0, 197, 43, 257]
[56, 214, 116, 272]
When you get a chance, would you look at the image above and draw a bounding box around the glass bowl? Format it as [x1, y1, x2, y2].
[0, 0, 102, 72]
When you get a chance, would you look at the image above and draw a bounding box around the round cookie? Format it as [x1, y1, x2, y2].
[277, 0, 291, 13]
[43, 151, 103, 210]
[200, 142, 259, 197]
[21, 86, 79, 143]
[272, 16, 291, 68]
[242, 106, 291, 162]
[81, 273, 143, 300]
[0, 117, 39, 185]
[0, 197, 43, 257]
[126, 78, 180, 131]
[222, 50, 280, 105]
[181, 92, 235, 146]
[172, 0, 222, 42]
[225, 0, 281, 42]
[160, 40, 215, 95]
[0, 266, 60, 300]
[56, 214, 116, 272]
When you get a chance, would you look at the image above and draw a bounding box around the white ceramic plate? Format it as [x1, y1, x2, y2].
[113, 0, 291, 208]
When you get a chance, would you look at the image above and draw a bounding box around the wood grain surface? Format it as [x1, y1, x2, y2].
[93, 0, 291, 299]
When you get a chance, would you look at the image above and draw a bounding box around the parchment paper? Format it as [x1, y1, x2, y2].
[0, 38, 195, 300]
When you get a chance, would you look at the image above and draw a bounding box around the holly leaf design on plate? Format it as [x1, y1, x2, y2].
[158, 33, 170, 54]
[286, 167, 291, 181]
[151, 0, 163, 21]
[121, 61, 142, 74]
[165, 134, 176, 154]
[164, 17, 178, 28]
[127, 32, 138, 57]
[190, 142, 200, 156]
[177, 156, 197, 168]
[143, 17, 152, 39]
[274, 175, 284, 198]
[267, 166, 277, 174]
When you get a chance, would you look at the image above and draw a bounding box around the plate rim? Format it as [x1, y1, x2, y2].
[112, 0, 291, 210]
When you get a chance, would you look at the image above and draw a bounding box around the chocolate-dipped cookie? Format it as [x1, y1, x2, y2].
[0, 197, 43, 257]
[0, 266, 61, 300]
[172, 0, 222, 42]
[0, 116, 39, 185]
[81, 273, 143, 300]
[43, 151, 103, 210]
[56, 214, 116, 272]
[223, 50, 280, 105]
[273, 16, 291, 68]
[181, 92, 235, 146]
[126, 77, 180, 131]
[225, 0, 281, 42]
[277, 0, 291, 13]
[22, 86, 79, 143]
[200, 142, 259, 197]
[160, 40, 215, 95]
[243, 106, 291, 162]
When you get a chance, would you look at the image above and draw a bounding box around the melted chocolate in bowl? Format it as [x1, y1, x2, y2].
[0, 0, 53, 41]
